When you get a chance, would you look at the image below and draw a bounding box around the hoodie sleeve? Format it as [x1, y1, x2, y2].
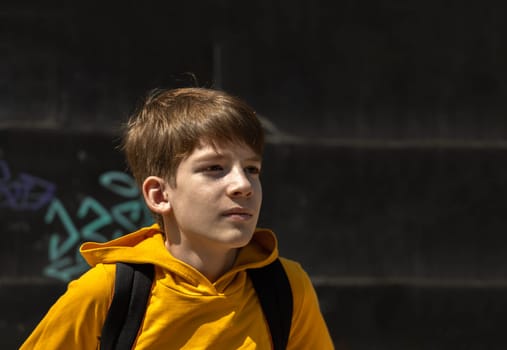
[281, 259, 335, 350]
[20, 263, 115, 350]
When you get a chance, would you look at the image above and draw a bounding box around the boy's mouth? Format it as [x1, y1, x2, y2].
[222, 207, 254, 219]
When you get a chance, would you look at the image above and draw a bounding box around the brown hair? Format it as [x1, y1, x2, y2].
[122, 88, 264, 223]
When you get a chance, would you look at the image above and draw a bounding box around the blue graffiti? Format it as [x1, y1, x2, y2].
[43, 171, 153, 282]
[0, 160, 56, 211]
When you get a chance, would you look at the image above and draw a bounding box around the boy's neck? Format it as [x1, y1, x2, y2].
[163, 227, 239, 282]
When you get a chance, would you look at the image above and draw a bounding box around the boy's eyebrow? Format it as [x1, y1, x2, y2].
[194, 153, 262, 162]
[246, 155, 263, 162]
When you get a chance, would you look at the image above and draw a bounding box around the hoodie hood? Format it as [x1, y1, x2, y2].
[80, 224, 279, 293]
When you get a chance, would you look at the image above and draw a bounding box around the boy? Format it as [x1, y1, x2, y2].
[21, 88, 334, 349]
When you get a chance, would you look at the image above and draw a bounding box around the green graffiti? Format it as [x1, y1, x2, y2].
[77, 197, 113, 243]
[43, 171, 153, 283]
[43, 248, 88, 282]
[99, 171, 139, 198]
[111, 200, 153, 232]
[45, 199, 81, 261]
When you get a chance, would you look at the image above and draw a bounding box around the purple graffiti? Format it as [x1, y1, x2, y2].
[0, 160, 56, 211]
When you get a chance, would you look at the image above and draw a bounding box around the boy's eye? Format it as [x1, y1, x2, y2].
[245, 166, 261, 175]
[202, 165, 223, 172]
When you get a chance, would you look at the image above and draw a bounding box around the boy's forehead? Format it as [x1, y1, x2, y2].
[192, 139, 262, 160]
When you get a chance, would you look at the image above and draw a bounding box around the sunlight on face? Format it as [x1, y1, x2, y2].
[165, 141, 263, 250]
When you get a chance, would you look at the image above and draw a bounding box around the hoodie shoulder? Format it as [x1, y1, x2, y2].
[20, 263, 116, 349]
[279, 258, 335, 349]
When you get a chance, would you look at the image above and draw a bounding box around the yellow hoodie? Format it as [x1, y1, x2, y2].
[21, 225, 334, 349]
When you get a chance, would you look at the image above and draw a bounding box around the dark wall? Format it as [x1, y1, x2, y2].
[2, 1, 507, 349]
[3, 1, 507, 138]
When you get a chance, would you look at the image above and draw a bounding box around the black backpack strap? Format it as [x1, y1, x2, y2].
[100, 263, 154, 350]
[248, 258, 293, 350]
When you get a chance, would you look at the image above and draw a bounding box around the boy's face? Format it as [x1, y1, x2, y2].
[164, 141, 263, 250]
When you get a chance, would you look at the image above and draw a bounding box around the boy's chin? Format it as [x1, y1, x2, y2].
[216, 228, 256, 248]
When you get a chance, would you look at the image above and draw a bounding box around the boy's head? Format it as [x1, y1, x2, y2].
[122, 87, 265, 224]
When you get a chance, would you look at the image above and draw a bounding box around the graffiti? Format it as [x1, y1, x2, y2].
[43, 171, 153, 282]
[0, 160, 56, 211]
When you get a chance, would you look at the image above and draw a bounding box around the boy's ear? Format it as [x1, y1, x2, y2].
[142, 176, 172, 214]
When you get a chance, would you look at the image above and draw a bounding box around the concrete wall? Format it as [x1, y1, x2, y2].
[2, 1, 507, 348]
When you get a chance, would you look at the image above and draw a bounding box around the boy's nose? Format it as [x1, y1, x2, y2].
[227, 168, 253, 197]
